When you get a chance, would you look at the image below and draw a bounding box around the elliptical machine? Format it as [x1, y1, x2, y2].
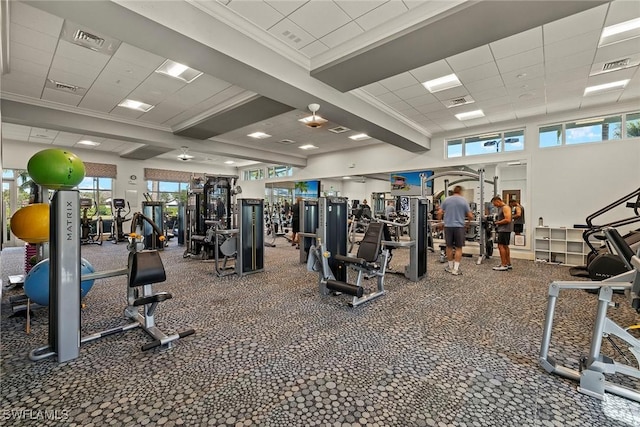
[110, 198, 131, 244]
[80, 198, 103, 245]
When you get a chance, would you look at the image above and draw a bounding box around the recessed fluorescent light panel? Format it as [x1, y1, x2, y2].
[422, 73, 462, 93]
[299, 144, 318, 150]
[224, 160, 235, 165]
[583, 79, 629, 95]
[118, 99, 154, 112]
[348, 133, 370, 141]
[455, 110, 485, 121]
[155, 59, 203, 83]
[247, 132, 271, 139]
[77, 140, 100, 147]
[599, 17, 640, 47]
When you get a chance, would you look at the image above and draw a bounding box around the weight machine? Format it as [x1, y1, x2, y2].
[424, 169, 498, 265]
[298, 199, 319, 263]
[80, 198, 103, 245]
[540, 227, 640, 402]
[110, 198, 131, 244]
[141, 198, 167, 250]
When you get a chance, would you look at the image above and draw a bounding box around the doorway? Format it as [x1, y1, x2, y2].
[502, 190, 521, 204]
[3, 179, 19, 248]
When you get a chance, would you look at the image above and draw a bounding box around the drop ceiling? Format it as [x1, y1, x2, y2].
[1, 0, 639, 168]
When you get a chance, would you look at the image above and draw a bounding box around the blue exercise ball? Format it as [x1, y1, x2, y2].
[24, 258, 96, 306]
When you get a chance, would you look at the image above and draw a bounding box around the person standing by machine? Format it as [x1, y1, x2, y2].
[384, 200, 396, 220]
[492, 196, 513, 271]
[437, 185, 473, 276]
[509, 199, 525, 235]
[291, 197, 302, 247]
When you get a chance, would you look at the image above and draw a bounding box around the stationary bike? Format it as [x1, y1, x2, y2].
[80, 198, 103, 245]
[110, 199, 131, 244]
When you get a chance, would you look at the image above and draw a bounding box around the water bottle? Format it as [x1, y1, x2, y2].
[538, 217, 543, 226]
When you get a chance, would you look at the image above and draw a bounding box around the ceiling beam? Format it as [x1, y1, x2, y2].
[311, 0, 609, 92]
[1, 99, 308, 167]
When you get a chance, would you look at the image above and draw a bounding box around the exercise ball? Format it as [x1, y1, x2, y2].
[24, 258, 96, 306]
[10, 203, 49, 243]
[27, 148, 85, 189]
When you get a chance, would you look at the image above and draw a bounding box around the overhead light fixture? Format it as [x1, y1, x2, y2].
[77, 140, 100, 147]
[422, 73, 462, 93]
[177, 146, 194, 161]
[483, 140, 498, 147]
[247, 132, 271, 139]
[299, 144, 318, 150]
[599, 17, 640, 47]
[118, 99, 154, 112]
[349, 133, 370, 141]
[507, 161, 522, 166]
[583, 79, 629, 95]
[299, 103, 327, 128]
[155, 59, 203, 83]
[455, 109, 485, 121]
[343, 176, 352, 180]
[224, 160, 235, 165]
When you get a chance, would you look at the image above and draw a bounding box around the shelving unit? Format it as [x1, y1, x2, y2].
[534, 227, 588, 266]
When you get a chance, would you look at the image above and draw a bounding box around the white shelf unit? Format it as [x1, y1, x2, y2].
[534, 227, 588, 266]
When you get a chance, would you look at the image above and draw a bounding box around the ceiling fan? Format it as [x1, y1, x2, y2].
[299, 103, 328, 128]
[178, 146, 194, 161]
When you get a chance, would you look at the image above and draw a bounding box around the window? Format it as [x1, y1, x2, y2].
[244, 168, 264, 181]
[539, 124, 562, 148]
[446, 139, 463, 158]
[146, 180, 189, 215]
[78, 177, 113, 216]
[267, 165, 292, 178]
[565, 115, 622, 145]
[445, 129, 524, 158]
[626, 112, 640, 138]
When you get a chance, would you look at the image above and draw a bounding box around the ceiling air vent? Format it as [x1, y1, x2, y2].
[328, 126, 350, 134]
[45, 79, 87, 96]
[60, 21, 121, 56]
[73, 29, 104, 50]
[603, 58, 630, 71]
[444, 95, 475, 108]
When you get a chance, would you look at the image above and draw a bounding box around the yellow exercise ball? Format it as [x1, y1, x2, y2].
[11, 204, 50, 243]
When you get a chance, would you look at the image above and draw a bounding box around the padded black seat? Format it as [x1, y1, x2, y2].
[129, 251, 167, 287]
[604, 228, 635, 270]
[335, 222, 384, 265]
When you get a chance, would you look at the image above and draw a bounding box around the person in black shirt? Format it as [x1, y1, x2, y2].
[291, 197, 301, 247]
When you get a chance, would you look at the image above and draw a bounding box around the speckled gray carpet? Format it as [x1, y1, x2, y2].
[2, 239, 640, 426]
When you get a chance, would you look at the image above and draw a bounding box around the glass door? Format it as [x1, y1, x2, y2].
[3, 179, 18, 247]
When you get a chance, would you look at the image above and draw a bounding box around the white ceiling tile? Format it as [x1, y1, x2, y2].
[490, 27, 542, 59]
[594, 38, 640, 64]
[486, 111, 517, 123]
[165, 86, 250, 127]
[79, 88, 128, 113]
[447, 45, 495, 71]
[542, 4, 608, 45]
[432, 85, 469, 101]
[228, 0, 285, 30]
[355, 0, 408, 31]
[470, 86, 508, 102]
[112, 43, 165, 69]
[268, 18, 316, 50]
[300, 40, 330, 57]
[9, 57, 50, 78]
[545, 50, 595, 75]
[47, 67, 95, 90]
[546, 98, 582, 113]
[501, 64, 545, 87]
[505, 77, 544, 93]
[477, 95, 512, 109]
[101, 57, 156, 83]
[55, 40, 111, 69]
[514, 105, 547, 119]
[265, 0, 308, 16]
[2, 68, 45, 86]
[93, 69, 143, 91]
[10, 22, 59, 53]
[28, 137, 55, 145]
[10, 41, 54, 66]
[170, 74, 233, 108]
[50, 54, 104, 83]
[138, 103, 185, 125]
[320, 22, 364, 48]
[388, 100, 414, 112]
[0, 79, 43, 98]
[393, 83, 428, 101]
[359, 82, 389, 96]
[129, 73, 187, 105]
[604, 0, 640, 27]
[463, 75, 504, 94]
[455, 61, 499, 84]
[404, 93, 439, 108]
[580, 90, 623, 108]
[415, 102, 447, 114]
[375, 92, 402, 105]
[379, 72, 419, 91]
[545, 78, 589, 96]
[55, 131, 83, 143]
[288, 1, 351, 38]
[335, 0, 387, 19]
[409, 60, 453, 83]
[496, 47, 543, 74]
[544, 31, 600, 62]
[10, 2, 64, 38]
[30, 127, 59, 139]
[545, 88, 584, 103]
[110, 106, 146, 120]
[545, 65, 590, 85]
[41, 88, 82, 106]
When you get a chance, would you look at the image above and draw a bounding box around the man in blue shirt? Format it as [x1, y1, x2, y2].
[437, 186, 474, 275]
